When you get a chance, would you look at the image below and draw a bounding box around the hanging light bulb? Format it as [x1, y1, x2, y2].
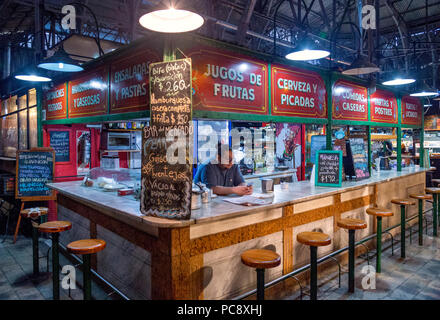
[410, 82, 438, 97]
[15, 65, 51, 82]
[139, 6, 204, 33]
[285, 38, 330, 61]
[382, 71, 416, 86]
[342, 54, 380, 75]
[38, 47, 83, 72]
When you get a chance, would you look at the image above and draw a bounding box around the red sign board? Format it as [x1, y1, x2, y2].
[271, 65, 327, 118]
[332, 80, 368, 121]
[43, 83, 67, 120]
[402, 96, 422, 126]
[187, 47, 268, 114]
[370, 89, 398, 124]
[68, 66, 108, 118]
[110, 50, 161, 114]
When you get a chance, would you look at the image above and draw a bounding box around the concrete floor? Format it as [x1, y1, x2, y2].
[1, 227, 440, 300]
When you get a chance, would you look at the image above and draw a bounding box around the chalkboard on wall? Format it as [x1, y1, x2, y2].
[15, 148, 55, 200]
[140, 58, 192, 220]
[315, 150, 342, 187]
[348, 138, 369, 180]
[49, 131, 70, 162]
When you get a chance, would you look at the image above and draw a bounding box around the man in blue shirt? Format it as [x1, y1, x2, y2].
[201, 144, 253, 196]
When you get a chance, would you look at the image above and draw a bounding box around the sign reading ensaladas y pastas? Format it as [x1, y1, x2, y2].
[43, 83, 67, 120]
[68, 67, 108, 118]
[110, 50, 161, 113]
[271, 65, 327, 118]
[187, 47, 268, 114]
[332, 80, 368, 121]
[402, 96, 422, 126]
[370, 89, 397, 124]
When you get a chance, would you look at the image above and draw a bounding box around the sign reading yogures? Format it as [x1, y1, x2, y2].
[315, 150, 342, 187]
[141, 58, 192, 220]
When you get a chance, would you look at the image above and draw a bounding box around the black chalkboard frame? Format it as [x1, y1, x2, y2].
[315, 150, 343, 187]
[49, 130, 71, 163]
[15, 147, 56, 201]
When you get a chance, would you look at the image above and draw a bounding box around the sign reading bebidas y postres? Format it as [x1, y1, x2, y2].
[140, 58, 192, 220]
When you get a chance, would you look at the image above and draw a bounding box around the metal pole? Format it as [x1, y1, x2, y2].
[376, 217, 382, 273]
[52, 233, 60, 300]
[32, 223, 39, 277]
[256, 268, 265, 300]
[433, 194, 438, 236]
[400, 205, 406, 258]
[348, 229, 355, 293]
[83, 254, 91, 300]
[418, 199, 423, 245]
[310, 246, 318, 300]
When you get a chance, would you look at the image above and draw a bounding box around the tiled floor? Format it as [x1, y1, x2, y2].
[0, 235, 120, 300]
[2, 228, 440, 300]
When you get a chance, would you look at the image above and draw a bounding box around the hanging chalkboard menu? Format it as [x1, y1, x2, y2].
[315, 150, 342, 187]
[348, 138, 369, 180]
[49, 131, 70, 162]
[140, 58, 192, 220]
[15, 148, 55, 200]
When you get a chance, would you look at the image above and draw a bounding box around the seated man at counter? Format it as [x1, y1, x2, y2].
[201, 144, 253, 196]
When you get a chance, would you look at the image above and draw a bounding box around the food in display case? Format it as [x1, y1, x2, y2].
[83, 167, 140, 196]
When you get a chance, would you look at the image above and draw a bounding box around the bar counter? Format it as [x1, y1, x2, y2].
[48, 167, 430, 300]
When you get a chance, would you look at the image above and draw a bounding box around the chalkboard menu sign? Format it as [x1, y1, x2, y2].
[348, 138, 369, 180]
[140, 58, 192, 220]
[49, 131, 70, 162]
[310, 135, 327, 164]
[15, 148, 55, 200]
[315, 150, 342, 187]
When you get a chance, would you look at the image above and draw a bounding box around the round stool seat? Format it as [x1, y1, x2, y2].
[297, 231, 331, 247]
[20, 207, 48, 219]
[241, 249, 281, 269]
[409, 194, 432, 201]
[391, 199, 415, 206]
[426, 187, 440, 194]
[431, 179, 440, 185]
[337, 218, 367, 230]
[39, 221, 72, 233]
[429, 167, 437, 171]
[67, 239, 106, 255]
[366, 207, 393, 217]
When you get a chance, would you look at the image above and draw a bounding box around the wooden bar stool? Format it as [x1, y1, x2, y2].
[425, 188, 440, 236]
[67, 239, 106, 300]
[337, 218, 367, 293]
[366, 207, 393, 273]
[297, 232, 331, 300]
[241, 249, 281, 300]
[432, 179, 440, 187]
[391, 199, 415, 259]
[409, 193, 433, 246]
[38, 221, 72, 300]
[19, 207, 48, 278]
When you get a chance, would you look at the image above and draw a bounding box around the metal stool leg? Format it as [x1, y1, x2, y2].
[256, 268, 265, 300]
[310, 246, 318, 300]
[348, 229, 355, 293]
[376, 217, 382, 273]
[31, 221, 39, 277]
[400, 205, 406, 258]
[52, 233, 60, 300]
[433, 194, 438, 237]
[83, 254, 92, 300]
[418, 199, 423, 246]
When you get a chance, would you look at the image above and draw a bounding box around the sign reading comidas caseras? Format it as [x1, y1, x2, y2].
[332, 80, 368, 121]
[68, 66, 108, 118]
[141, 58, 192, 220]
[110, 49, 161, 113]
[271, 65, 327, 118]
[402, 96, 422, 126]
[43, 83, 67, 120]
[187, 47, 268, 114]
[370, 89, 398, 124]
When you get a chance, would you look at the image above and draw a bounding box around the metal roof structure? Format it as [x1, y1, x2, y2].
[0, 0, 439, 96]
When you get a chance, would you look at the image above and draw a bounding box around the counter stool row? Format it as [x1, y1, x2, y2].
[241, 189, 438, 300]
[19, 206, 106, 300]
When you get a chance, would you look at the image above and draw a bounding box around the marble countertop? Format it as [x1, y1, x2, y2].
[48, 167, 429, 229]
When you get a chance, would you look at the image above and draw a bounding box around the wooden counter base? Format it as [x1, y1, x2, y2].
[55, 170, 428, 299]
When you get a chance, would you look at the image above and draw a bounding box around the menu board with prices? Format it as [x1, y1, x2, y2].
[187, 47, 268, 114]
[271, 65, 327, 118]
[140, 58, 192, 220]
[332, 80, 368, 121]
[402, 96, 422, 126]
[16, 148, 55, 200]
[68, 67, 108, 118]
[315, 150, 342, 187]
[370, 89, 397, 124]
[348, 138, 370, 179]
[110, 50, 161, 114]
[49, 131, 70, 162]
